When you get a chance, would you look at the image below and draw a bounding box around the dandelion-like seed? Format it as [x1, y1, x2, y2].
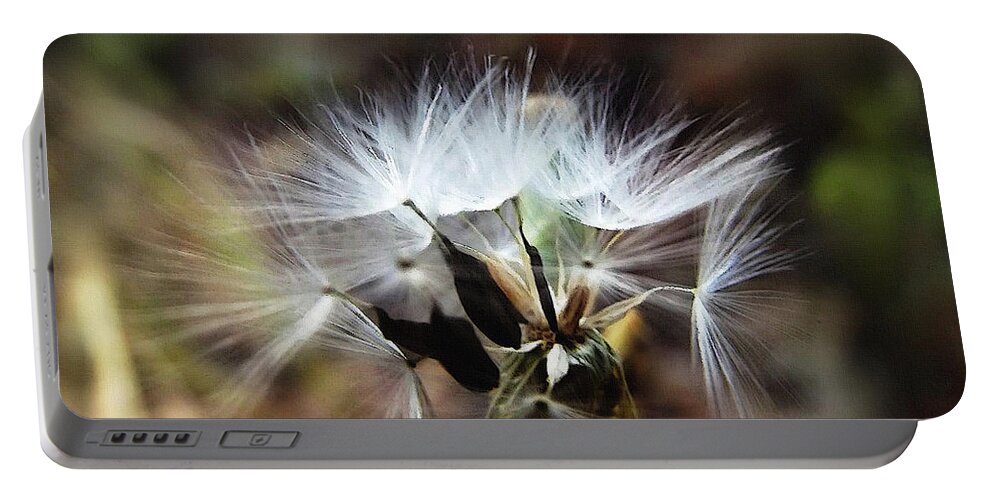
[150, 52, 797, 419]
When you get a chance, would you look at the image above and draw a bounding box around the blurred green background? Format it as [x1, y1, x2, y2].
[43, 34, 964, 419]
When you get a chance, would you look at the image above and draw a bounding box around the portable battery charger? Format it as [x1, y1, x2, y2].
[26, 34, 963, 468]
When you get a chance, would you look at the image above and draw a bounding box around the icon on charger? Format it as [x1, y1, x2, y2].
[249, 433, 272, 446]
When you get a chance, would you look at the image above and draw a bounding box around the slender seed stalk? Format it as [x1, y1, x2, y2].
[402, 199, 443, 237]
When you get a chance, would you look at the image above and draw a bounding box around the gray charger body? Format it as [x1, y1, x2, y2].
[25, 100, 917, 468]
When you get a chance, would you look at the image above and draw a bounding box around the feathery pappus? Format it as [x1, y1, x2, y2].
[143, 52, 798, 419]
